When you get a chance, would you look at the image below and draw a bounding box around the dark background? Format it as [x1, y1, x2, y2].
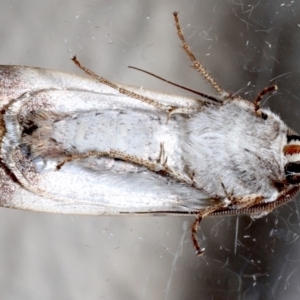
[0, 0, 300, 299]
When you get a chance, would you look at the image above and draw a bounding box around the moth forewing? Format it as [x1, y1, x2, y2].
[0, 65, 214, 216]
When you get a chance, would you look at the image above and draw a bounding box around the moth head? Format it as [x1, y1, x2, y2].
[284, 134, 300, 184]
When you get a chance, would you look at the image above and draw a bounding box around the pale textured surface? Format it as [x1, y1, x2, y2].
[0, 69, 292, 214]
[0, 1, 300, 300]
[0, 66, 210, 213]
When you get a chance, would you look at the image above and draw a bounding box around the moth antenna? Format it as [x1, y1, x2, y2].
[128, 66, 222, 103]
[254, 85, 278, 118]
[173, 12, 228, 98]
[72, 56, 175, 113]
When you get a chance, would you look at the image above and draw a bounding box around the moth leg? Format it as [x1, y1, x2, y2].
[191, 193, 265, 256]
[56, 149, 196, 187]
[173, 12, 229, 98]
[107, 149, 196, 187]
[168, 107, 199, 119]
[220, 181, 265, 209]
[191, 191, 295, 256]
[230, 195, 265, 209]
[254, 85, 278, 118]
[157, 143, 168, 165]
[220, 181, 232, 201]
[72, 56, 176, 113]
[209, 185, 300, 219]
[192, 204, 225, 256]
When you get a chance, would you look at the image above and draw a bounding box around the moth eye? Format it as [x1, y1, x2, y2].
[261, 112, 268, 120]
[287, 135, 300, 143]
[285, 162, 300, 184]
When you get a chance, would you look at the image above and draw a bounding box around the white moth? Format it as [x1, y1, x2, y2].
[0, 12, 299, 256]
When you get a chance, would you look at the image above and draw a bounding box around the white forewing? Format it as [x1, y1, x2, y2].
[0, 65, 213, 215]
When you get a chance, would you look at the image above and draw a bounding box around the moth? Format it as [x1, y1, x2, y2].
[0, 12, 299, 256]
